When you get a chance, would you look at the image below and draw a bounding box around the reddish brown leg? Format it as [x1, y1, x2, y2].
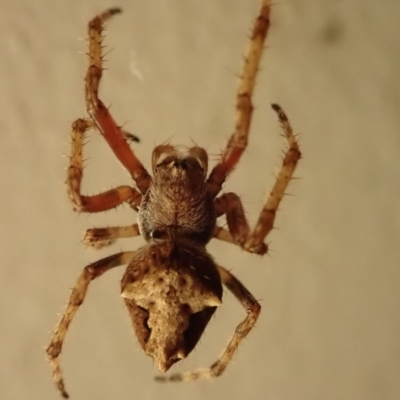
[156, 265, 260, 382]
[214, 192, 253, 247]
[83, 223, 141, 249]
[46, 251, 136, 398]
[67, 118, 142, 212]
[213, 104, 301, 254]
[214, 192, 267, 255]
[212, 225, 236, 245]
[207, 0, 271, 197]
[244, 104, 301, 252]
[85, 8, 151, 193]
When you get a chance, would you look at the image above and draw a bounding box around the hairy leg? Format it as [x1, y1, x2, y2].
[85, 8, 151, 193]
[214, 192, 261, 250]
[213, 105, 301, 254]
[67, 118, 142, 212]
[245, 104, 301, 252]
[156, 265, 260, 382]
[46, 251, 135, 398]
[207, 0, 271, 197]
[213, 192, 266, 254]
[83, 223, 141, 249]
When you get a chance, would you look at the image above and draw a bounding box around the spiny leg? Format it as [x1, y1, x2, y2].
[244, 104, 301, 252]
[212, 105, 300, 254]
[214, 192, 266, 254]
[207, 0, 271, 197]
[83, 223, 141, 249]
[46, 251, 135, 398]
[68, 118, 142, 212]
[214, 193, 249, 240]
[156, 265, 260, 382]
[85, 8, 151, 193]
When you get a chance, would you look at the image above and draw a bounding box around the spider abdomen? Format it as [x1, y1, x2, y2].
[121, 240, 222, 372]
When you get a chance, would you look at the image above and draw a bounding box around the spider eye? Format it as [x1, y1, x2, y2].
[150, 230, 167, 240]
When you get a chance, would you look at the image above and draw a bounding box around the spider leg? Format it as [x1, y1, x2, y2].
[156, 265, 260, 382]
[213, 191, 268, 254]
[214, 192, 267, 253]
[212, 105, 300, 254]
[245, 104, 301, 252]
[67, 118, 142, 212]
[83, 223, 141, 249]
[213, 225, 267, 255]
[212, 225, 236, 245]
[207, 0, 271, 198]
[46, 251, 136, 398]
[85, 8, 151, 193]
[213, 193, 268, 255]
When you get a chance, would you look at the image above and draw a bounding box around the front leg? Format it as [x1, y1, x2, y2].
[67, 119, 142, 212]
[85, 8, 151, 193]
[207, 1, 271, 197]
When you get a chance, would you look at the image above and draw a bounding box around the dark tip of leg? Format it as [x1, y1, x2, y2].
[271, 103, 288, 121]
[271, 103, 281, 112]
[109, 7, 122, 16]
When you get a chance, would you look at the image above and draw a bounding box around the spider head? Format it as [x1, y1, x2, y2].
[121, 241, 222, 372]
[151, 144, 208, 183]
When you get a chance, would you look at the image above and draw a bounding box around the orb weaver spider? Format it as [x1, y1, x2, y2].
[46, 1, 301, 397]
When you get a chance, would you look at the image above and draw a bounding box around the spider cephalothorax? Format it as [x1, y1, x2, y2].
[139, 145, 216, 244]
[46, 1, 301, 398]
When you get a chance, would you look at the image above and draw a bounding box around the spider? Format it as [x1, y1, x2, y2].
[46, 1, 301, 398]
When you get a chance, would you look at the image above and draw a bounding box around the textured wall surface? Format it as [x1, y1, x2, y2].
[1, 1, 399, 399]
